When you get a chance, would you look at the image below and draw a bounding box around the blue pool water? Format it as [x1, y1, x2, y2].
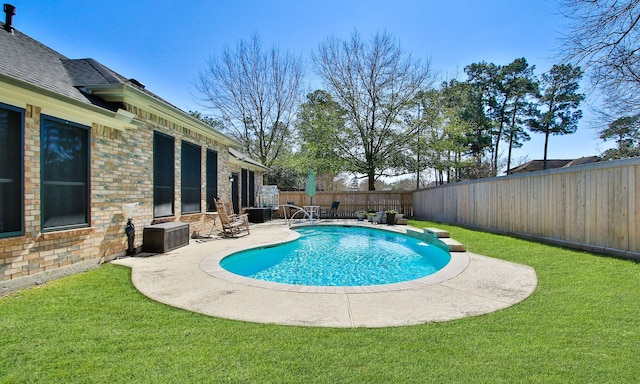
[220, 226, 451, 286]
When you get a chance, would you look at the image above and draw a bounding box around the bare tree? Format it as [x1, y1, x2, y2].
[312, 31, 434, 190]
[560, 0, 640, 114]
[194, 34, 304, 168]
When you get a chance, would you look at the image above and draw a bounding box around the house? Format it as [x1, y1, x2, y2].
[505, 156, 601, 175]
[0, 5, 267, 293]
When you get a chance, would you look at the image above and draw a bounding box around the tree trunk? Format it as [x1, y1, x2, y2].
[493, 99, 508, 176]
[543, 130, 550, 170]
[507, 136, 513, 174]
[368, 170, 376, 190]
[416, 151, 421, 190]
[506, 103, 518, 173]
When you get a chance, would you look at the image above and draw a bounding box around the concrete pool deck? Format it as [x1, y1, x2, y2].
[111, 221, 537, 328]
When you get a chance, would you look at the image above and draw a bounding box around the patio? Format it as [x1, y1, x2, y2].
[112, 221, 537, 328]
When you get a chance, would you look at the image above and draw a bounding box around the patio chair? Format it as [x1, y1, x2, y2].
[214, 199, 250, 237]
[321, 201, 340, 220]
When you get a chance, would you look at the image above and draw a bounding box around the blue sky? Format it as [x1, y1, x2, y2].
[9, 0, 611, 164]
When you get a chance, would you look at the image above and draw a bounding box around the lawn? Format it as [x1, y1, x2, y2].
[1, 220, 638, 383]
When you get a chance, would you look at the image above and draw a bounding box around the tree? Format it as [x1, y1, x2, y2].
[493, 58, 537, 175]
[312, 31, 434, 190]
[560, 0, 640, 114]
[408, 88, 473, 185]
[404, 89, 441, 189]
[464, 62, 499, 174]
[294, 90, 347, 184]
[499, 59, 538, 173]
[464, 59, 538, 175]
[188, 110, 222, 129]
[599, 115, 640, 159]
[425, 112, 473, 185]
[504, 100, 534, 173]
[440, 79, 493, 179]
[265, 163, 307, 191]
[530, 64, 585, 169]
[194, 34, 304, 169]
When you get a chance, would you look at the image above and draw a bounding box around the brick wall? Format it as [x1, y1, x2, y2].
[0, 101, 262, 289]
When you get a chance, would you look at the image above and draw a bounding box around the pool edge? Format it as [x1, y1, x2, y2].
[200, 223, 470, 294]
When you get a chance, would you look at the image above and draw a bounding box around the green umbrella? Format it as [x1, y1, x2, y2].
[305, 169, 316, 205]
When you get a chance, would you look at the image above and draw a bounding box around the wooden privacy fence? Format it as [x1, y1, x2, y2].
[274, 191, 413, 219]
[412, 157, 640, 260]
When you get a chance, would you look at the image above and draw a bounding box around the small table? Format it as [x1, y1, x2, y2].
[303, 205, 320, 221]
[204, 212, 219, 237]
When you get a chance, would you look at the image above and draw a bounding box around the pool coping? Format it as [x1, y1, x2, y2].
[112, 220, 538, 328]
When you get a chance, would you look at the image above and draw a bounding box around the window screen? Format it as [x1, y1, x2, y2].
[153, 132, 175, 217]
[0, 104, 23, 237]
[41, 116, 89, 231]
[241, 168, 248, 207]
[249, 170, 255, 207]
[181, 141, 201, 214]
[206, 149, 218, 212]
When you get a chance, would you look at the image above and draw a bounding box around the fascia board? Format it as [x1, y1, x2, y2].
[87, 83, 241, 147]
[0, 74, 141, 130]
[228, 154, 269, 171]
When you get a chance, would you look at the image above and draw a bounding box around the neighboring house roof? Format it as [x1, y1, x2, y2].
[506, 156, 600, 175]
[507, 160, 572, 174]
[564, 156, 601, 167]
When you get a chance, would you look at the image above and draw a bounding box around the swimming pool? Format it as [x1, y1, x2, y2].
[219, 225, 451, 286]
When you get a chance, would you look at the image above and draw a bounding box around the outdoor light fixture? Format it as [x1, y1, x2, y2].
[228, 175, 234, 182]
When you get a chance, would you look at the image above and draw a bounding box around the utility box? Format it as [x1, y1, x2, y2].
[246, 207, 272, 223]
[143, 222, 189, 253]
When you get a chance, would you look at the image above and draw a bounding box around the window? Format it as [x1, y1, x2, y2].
[231, 172, 239, 214]
[249, 170, 255, 207]
[153, 132, 175, 217]
[240, 169, 256, 207]
[241, 169, 248, 207]
[181, 141, 201, 214]
[41, 116, 90, 231]
[0, 103, 23, 237]
[206, 149, 218, 212]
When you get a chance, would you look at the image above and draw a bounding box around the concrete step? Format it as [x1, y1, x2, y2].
[441, 237, 466, 252]
[424, 228, 450, 238]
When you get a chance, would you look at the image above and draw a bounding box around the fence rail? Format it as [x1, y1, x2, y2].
[274, 191, 413, 219]
[412, 157, 640, 259]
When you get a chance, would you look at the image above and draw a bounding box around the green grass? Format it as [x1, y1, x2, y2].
[1, 220, 639, 383]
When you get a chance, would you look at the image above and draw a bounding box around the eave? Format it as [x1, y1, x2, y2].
[228, 147, 269, 171]
[86, 83, 241, 147]
[0, 73, 142, 130]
